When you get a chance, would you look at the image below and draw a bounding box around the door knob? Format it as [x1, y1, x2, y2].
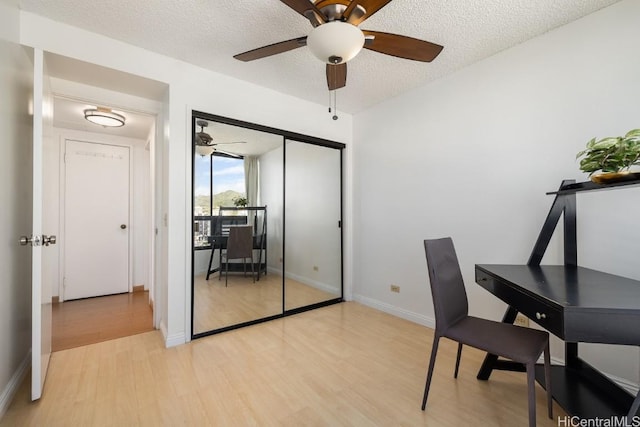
[19, 235, 41, 246]
[120, 224, 127, 229]
[43, 235, 57, 246]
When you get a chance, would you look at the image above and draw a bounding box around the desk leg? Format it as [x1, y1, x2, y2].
[629, 391, 640, 420]
[206, 247, 216, 280]
[566, 342, 578, 367]
[477, 306, 519, 380]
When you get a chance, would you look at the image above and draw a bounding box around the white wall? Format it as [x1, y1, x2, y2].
[284, 141, 342, 293]
[260, 145, 285, 272]
[0, 0, 33, 417]
[353, 0, 640, 391]
[43, 127, 151, 298]
[259, 141, 343, 293]
[18, 11, 353, 345]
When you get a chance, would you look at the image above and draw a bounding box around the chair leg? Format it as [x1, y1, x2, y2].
[225, 257, 229, 287]
[544, 343, 553, 419]
[422, 335, 440, 410]
[454, 343, 463, 378]
[250, 255, 255, 283]
[526, 362, 536, 427]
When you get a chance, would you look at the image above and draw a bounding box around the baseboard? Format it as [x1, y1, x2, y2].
[610, 373, 640, 395]
[353, 295, 640, 398]
[284, 271, 339, 295]
[160, 321, 185, 348]
[352, 293, 435, 329]
[132, 285, 145, 293]
[51, 296, 59, 304]
[0, 350, 31, 419]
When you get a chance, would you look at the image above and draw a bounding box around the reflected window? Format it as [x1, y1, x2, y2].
[194, 153, 246, 248]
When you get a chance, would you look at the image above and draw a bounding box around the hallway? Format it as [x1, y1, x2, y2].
[52, 291, 153, 352]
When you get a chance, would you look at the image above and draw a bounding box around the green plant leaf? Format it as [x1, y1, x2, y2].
[591, 137, 620, 150]
[577, 128, 640, 174]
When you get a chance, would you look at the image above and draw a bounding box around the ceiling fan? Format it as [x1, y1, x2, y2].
[195, 120, 246, 157]
[234, 0, 444, 93]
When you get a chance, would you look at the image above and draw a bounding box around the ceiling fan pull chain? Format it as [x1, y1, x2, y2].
[330, 62, 338, 120]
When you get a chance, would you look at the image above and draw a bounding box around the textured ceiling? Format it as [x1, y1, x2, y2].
[20, 0, 621, 114]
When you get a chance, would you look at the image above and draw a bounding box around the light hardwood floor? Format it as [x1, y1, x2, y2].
[193, 272, 340, 334]
[2, 302, 564, 426]
[52, 291, 154, 352]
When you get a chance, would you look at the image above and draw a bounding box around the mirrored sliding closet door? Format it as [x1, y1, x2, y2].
[191, 112, 343, 338]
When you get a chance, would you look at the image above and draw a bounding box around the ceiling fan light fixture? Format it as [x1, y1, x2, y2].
[307, 21, 364, 64]
[195, 145, 215, 157]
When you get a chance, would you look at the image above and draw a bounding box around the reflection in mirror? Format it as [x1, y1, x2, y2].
[192, 119, 283, 335]
[284, 140, 342, 311]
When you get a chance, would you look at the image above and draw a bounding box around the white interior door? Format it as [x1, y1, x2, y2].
[64, 140, 130, 300]
[31, 48, 53, 401]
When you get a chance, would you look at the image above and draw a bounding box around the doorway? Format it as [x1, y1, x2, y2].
[63, 139, 130, 300]
[47, 96, 158, 351]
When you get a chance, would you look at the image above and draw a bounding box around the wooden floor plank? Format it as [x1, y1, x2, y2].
[2, 302, 564, 426]
[52, 291, 153, 352]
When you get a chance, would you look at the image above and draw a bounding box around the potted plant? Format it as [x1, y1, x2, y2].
[233, 196, 247, 207]
[576, 128, 640, 183]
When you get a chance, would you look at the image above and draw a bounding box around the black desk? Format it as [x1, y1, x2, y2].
[475, 264, 640, 419]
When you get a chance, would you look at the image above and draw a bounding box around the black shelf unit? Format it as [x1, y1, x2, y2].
[477, 178, 640, 420]
[547, 176, 640, 195]
[534, 178, 640, 420]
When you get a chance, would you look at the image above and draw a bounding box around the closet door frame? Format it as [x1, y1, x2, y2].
[190, 110, 345, 339]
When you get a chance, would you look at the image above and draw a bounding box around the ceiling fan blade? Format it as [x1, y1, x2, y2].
[362, 30, 443, 62]
[347, 0, 393, 25]
[213, 141, 247, 146]
[234, 37, 307, 62]
[215, 149, 242, 159]
[326, 63, 347, 90]
[280, 0, 327, 24]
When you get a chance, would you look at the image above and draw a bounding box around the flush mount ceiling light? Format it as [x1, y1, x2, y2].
[306, 21, 364, 64]
[84, 107, 126, 127]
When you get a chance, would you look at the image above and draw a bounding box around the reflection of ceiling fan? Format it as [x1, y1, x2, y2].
[234, 0, 444, 92]
[195, 120, 246, 157]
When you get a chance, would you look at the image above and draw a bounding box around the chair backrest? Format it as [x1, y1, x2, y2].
[424, 237, 469, 332]
[215, 214, 248, 236]
[226, 225, 254, 259]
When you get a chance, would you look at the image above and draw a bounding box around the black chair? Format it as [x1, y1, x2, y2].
[220, 225, 255, 287]
[421, 237, 552, 427]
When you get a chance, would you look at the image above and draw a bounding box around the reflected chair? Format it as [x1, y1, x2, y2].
[421, 237, 552, 427]
[220, 225, 255, 287]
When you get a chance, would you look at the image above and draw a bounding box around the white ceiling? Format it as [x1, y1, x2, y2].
[197, 119, 284, 157]
[45, 53, 165, 140]
[53, 97, 155, 141]
[21, 0, 620, 115]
